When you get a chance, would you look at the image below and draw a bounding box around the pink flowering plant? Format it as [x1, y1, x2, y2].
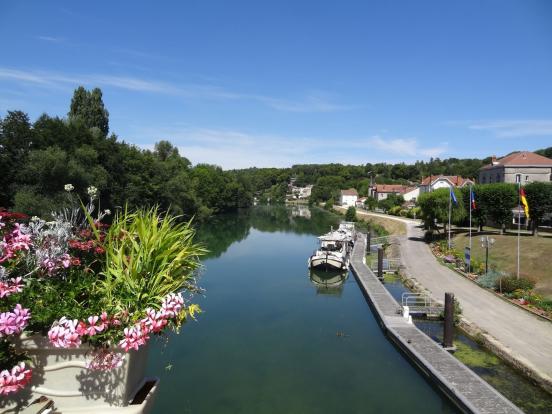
[1, 186, 205, 395]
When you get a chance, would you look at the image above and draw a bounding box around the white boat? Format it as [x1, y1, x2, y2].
[338, 221, 356, 246]
[308, 229, 352, 271]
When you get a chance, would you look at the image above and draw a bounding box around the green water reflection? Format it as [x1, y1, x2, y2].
[147, 206, 457, 413]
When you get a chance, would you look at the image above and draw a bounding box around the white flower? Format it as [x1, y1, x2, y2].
[64, 184, 74, 192]
[31, 216, 40, 222]
[104, 209, 111, 216]
[87, 186, 98, 197]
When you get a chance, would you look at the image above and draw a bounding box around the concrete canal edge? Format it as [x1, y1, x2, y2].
[400, 265, 552, 396]
[349, 233, 523, 414]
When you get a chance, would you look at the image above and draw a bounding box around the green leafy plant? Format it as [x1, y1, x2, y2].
[496, 276, 535, 294]
[99, 207, 207, 318]
[345, 206, 357, 222]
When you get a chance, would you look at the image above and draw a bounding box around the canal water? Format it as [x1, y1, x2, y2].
[147, 206, 459, 413]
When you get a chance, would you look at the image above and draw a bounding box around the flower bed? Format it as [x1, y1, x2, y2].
[1, 186, 205, 404]
[429, 240, 552, 321]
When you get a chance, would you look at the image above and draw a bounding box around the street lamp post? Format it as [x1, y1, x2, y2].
[480, 236, 495, 275]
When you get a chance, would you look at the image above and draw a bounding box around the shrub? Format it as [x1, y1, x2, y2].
[345, 206, 357, 221]
[399, 209, 409, 217]
[477, 270, 505, 289]
[495, 276, 535, 294]
[388, 206, 402, 216]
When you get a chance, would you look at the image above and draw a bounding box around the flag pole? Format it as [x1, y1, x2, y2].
[448, 187, 452, 249]
[517, 181, 521, 279]
[469, 185, 472, 273]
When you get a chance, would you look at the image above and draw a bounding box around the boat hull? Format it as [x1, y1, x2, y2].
[308, 255, 348, 271]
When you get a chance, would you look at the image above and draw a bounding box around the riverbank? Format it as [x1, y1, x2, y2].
[334, 207, 552, 396]
[349, 234, 522, 414]
[333, 206, 407, 235]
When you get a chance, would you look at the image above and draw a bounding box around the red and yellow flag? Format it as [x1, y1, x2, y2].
[520, 187, 530, 219]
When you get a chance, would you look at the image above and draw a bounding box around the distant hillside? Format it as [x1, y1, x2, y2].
[535, 146, 552, 159]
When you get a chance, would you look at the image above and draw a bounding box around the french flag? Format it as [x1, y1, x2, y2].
[470, 188, 476, 210]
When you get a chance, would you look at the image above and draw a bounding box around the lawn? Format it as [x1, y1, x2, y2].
[452, 230, 552, 299]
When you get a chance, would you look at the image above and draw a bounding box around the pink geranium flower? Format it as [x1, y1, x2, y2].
[0, 304, 31, 336]
[0, 363, 32, 396]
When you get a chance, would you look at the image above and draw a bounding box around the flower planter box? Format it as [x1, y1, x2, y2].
[1, 335, 158, 414]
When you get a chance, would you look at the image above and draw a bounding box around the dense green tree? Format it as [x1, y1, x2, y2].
[310, 175, 345, 202]
[364, 196, 377, 210]
[524, 182, 552, 236]
[345, 206, 357, 221]
[378, 194, 404, 212]
[535, 146, 552, 159]
[477, 183, 517, 234]
[0, 111, 33, 206]
[418, 188, 466, 232]
[68, 86, 109, 136]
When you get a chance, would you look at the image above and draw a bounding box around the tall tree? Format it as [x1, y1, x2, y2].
[68, 86, 109, 136]
[417, 188, 466, 233]
[477, 183, 517, 234]
[524, 182, 552, 236]
[0, 111, 33, 206]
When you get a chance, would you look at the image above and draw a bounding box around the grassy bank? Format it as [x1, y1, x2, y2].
[332, 206, 392, 236]
[334, 206, 406, 236]
[452, 231, 552, 299]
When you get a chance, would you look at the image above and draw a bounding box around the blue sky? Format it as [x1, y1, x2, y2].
[1, 0, 551, 169]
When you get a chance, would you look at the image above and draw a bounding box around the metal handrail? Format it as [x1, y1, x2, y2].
[370, 258, 401, 271]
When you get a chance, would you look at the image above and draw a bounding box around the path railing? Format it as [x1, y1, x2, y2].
[401, 292, 442, 316]
[369, 258, 401, 273]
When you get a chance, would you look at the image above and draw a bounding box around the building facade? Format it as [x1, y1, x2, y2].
[340, 188, 358, 207]
[369, 184, 418, 202]
[479, 151, 552, 184]
[419, 175, 474, 193]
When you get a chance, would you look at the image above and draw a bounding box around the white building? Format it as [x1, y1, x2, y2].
[419, 175, 474, 193]
[288, 185, 313, 199]
[369, 184, 419, 202]
[403, 187, 420, 202]
[340, 188, 358, 207]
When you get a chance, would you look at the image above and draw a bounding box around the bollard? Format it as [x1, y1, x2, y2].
[366, 233, 371, 254]
[443, 292, 454, 349]
[402, 306, 410, 319]
[407, 315, 413, 325]
[377, 248, 384, 279]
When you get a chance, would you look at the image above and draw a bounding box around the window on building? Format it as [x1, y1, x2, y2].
[525, 175, 529, 182]
[515, 174, 521, 184]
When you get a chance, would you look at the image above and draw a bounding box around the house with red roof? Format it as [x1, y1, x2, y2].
[419, 175, 474, 194]
[370, 184, 419, 202]
[478, 151, 552, 184]
[340, 188, 358, 207]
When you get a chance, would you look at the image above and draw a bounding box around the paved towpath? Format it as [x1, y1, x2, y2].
[354, 209, 552, 390]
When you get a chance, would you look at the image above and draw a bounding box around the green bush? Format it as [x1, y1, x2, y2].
[388, 206, 402, 216]
[477, 270, 504, 289]
[345, 206, 357, 221]
[399, 209, 409, 217]
[495, 276, 535, 294]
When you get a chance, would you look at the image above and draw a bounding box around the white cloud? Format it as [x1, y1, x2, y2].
[369, 136, 448, 158]
[36, 36, 64, 43]
[466, 120, 552, 137]
[132, 127, 448, 169]
[0, 66, 350, 113]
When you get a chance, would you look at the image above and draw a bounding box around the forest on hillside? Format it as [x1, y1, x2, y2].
[0, 87, 253, 220]
[1, 86, 550, 216]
